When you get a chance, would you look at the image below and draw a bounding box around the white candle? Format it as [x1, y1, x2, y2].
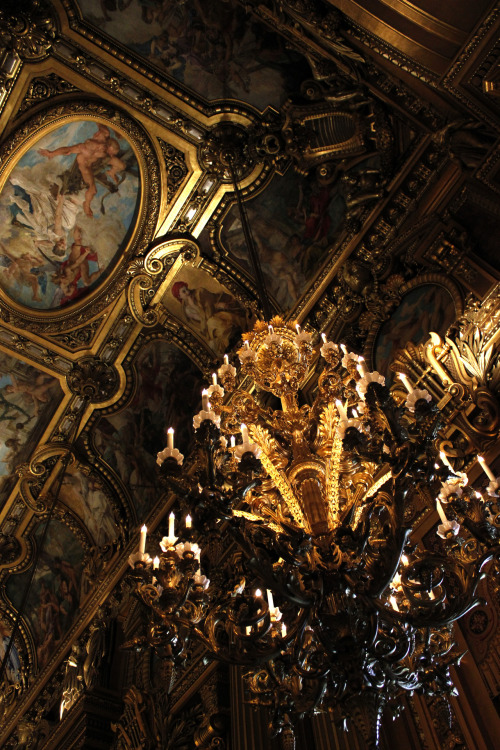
[212, 373, 217, 385]
[295, 323, 301, 334]
[186, 514, 192, 529]
[241, 423, 249, 443]
[153, 556, 159, 570]
[268, 325, 273, 335]
[357, 357, 368, 375]
[168, 512, 175, 539]
[281, 622, 287, 638]
[255, 588, 262, 598]
[335, 399, 348, 424]
[478, 455, 496, 481]
[399, 373, 414, 394]
[167, 427, 174, 450]
[436, 499, 448, 525]
[202, 389, 209, 410]
[390, 595, 399, 612]
[321, 333, 327, 344]
[224, 354, 229, 365]
[230, 435, 236, 448]
[246, 625, 251, 635]
[340, 344, 347, 355]
[439, 451, 454, 472]
[244, 340, 250, 349]
[139, 524, 147, 555]
[267, 589, 275, 617]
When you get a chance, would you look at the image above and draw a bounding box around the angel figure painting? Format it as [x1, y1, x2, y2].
[0, 119, 140, 309]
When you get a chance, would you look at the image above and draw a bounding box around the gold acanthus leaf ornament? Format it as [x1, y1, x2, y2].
[317, 402, 339, 455]
[249, 424, 308, 530]
[232, 509, 283, 535]
[326, 430, 343, 528]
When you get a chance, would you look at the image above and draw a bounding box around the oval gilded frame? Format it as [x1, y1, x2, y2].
[0, 100, 160, 332]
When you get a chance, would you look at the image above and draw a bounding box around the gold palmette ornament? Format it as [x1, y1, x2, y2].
[132, 316, 500, 748]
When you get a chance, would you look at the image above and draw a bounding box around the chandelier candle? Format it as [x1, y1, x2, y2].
[399, 373, 413, 393]
[478, 455, 496, 481]
[139, 525, 147, 555]
[167, 427, 174, 450]
[168, 512, 175, 542]
[335, 399, 349, 424]
[357, 357, 368, 376]
[436, 499, 448, 525]
[439, 450, 454, 473]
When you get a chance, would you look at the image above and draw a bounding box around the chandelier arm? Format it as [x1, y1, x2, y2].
[399, 549, 498, 627]
[228, 391, 274, 426]
[223, 521, 314, 608]
[365, 524, 412, 598]
[206, 441, 217, 487]
[455, 510, 500, 546]
[202, 615, 285, 666]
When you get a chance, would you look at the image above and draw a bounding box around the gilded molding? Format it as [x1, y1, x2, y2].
[16, 73, 79, 118]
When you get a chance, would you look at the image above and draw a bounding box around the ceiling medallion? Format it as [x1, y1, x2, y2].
[198, 122, 255, 182]
[128, 316, 500, 748]
[67, 357, 119, 403]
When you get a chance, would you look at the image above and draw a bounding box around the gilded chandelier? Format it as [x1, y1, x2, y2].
[129, 316, 500, 749]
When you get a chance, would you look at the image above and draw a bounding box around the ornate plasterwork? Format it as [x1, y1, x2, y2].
[441, 5, 500, 122]
[16, 73, 79, 118]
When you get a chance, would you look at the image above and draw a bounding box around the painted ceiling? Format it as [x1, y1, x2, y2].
[0, 0, 498, 744]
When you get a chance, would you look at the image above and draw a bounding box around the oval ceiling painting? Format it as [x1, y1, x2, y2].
[0, 118, 141, 310]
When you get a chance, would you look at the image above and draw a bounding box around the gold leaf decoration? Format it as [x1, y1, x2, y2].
[249, 424, 308, 530]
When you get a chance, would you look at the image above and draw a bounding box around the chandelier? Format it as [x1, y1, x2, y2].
[128, 316, 500, 749]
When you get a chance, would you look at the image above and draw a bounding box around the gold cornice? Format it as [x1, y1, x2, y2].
[377, 0, 466, 45]
[335, 0, 451, 71]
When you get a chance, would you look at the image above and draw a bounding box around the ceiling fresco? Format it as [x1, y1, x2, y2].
[0, 0, 498, 745]
[0, 118, 141, 309]
[58, 467, 120, 549]
[0, 351, 62, 510]
[6, 517, 84, 670]
[163, 263, 252, 355]
[76, 0, 312, 109]
[373, 283, 458, 375]
[216, 167, 354, 310]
